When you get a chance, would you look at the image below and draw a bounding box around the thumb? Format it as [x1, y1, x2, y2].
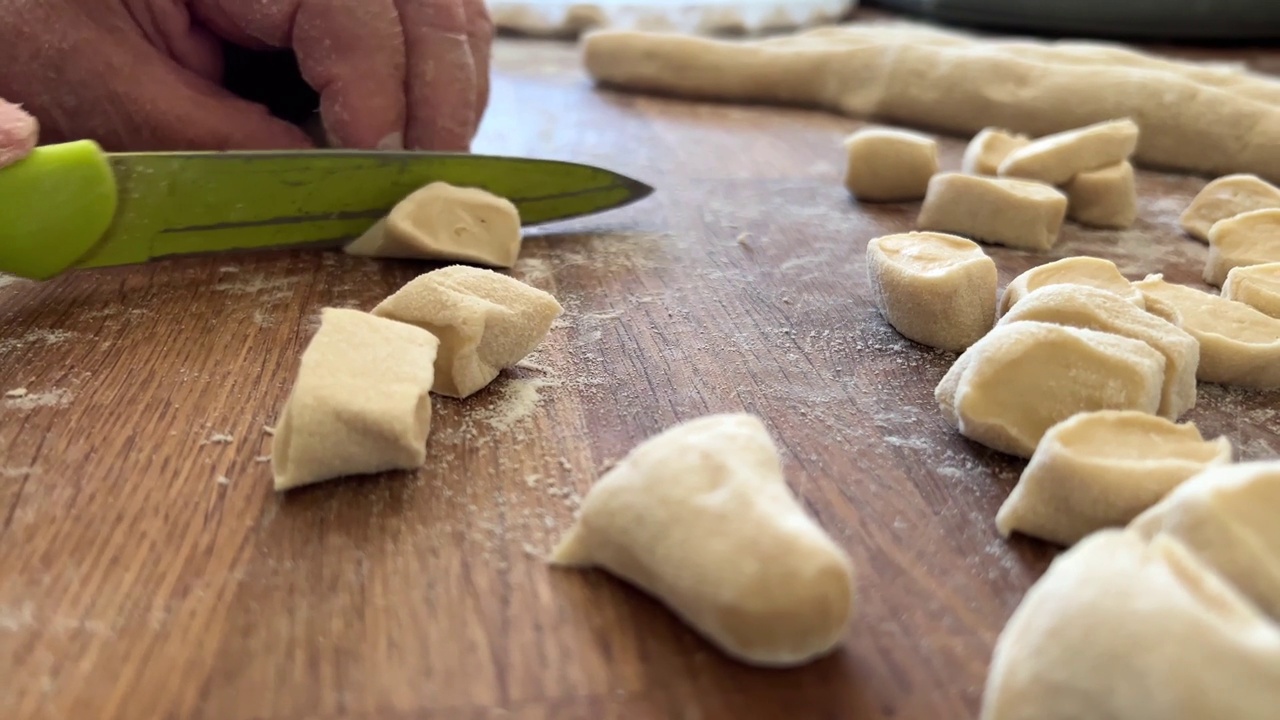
[0, 100, 38, 168]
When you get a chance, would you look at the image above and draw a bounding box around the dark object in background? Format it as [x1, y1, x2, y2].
[221, 44, 324, 142]
[866, 0, 1280, 41]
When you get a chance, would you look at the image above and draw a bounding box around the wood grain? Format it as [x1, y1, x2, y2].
[2, 25, 1279, 720]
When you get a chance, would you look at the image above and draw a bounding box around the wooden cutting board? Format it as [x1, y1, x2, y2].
[1, 33, 1278, 720]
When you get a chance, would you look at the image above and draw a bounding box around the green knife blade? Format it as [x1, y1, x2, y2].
[0, 140, 653, 281]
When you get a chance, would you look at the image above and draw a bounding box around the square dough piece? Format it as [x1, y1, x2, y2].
[272, 308, 440, 491]
[961, 128, 1029, 176]
[1179, 173, 1280, 243]
[373, 265, 563, 399]
[1222, 261, 1280, 318]
[842, 127, 939, 202]
[997, 118, 1140, 186]
[917, 173, 1068, 251]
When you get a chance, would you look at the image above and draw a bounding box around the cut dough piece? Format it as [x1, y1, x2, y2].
[997, 119, 1139, 186]
[372, 266, 563, 399]
[551, 413, 855, 667]
[961, 128, 1029, 176]
[995, 411, 1231, 546]
[1132, 274, 1280, 389]
[580, 26, 1280, 181]
[344, 182, 523, 268]
[980, 530, 1280, 720]
[1204, 208, 1280, 287]
[1131, 461, 1280, 620]
[935, 321, 1165, 459]
[917, 173, 1068, 251]
[841, 127, 938, 202]
[1222, 262, 1280, 318]
[1179, 173, 1280, 242]
[997, 284, 1199, 420]
[1064, 161, 1137, 229]
[866, 231, 996, 351]
[271, 308, 440, 491]
[999, 256, 1143, 316]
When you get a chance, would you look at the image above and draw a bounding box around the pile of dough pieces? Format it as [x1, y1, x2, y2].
[270, 184, 562, 491]
[844, 117, 1141, 248]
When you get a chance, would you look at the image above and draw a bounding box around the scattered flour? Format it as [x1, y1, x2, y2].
[0, 329, 74, 354]
[4, 388, 28, 398]
[3, 388, 72, 410]
[472, 377, 564, 433]
[203, 433, 234, 445]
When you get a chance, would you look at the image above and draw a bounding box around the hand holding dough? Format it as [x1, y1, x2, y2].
[996, 411, 1231, 546]
[1222, 262, 1280, 318]
[917, 173, 1068, 251]
[980, 530, 1280, 720]
[551, 413, 856, 667]
[1180, 174, 1280, 242]
[372, 265, 562, 398]
[866, 231, 996, 351]
[997, 119, 1139, 186]
[1204, 208, 1280, 287]
[842, 127, 938, 202]
[272, 308, 440, 491]
[999, 256, 1144, 316]
[345, 182, 523, 268]
[1131, 461, 1280, 620]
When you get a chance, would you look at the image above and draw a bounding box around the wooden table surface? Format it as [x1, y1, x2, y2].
[3, 20, 1279, 720]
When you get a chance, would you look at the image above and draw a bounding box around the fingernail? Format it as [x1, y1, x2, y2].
[376, 132, 405, 151]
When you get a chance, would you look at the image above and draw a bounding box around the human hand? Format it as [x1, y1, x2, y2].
[0, 0, 493, 152]
[0, 100, 38, 168]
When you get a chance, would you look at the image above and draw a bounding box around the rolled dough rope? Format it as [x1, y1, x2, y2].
[581, 28, 1280, 181]
[917, 173, 1068, 252]
[1131, 460, 1280, 621]
[995, 410, 1231, 547]
[866, 231, 996, 352]
[841, 127, 938, 202]
[961, 128, 1029, 176]
[1064, 161, 1138, 229]
[551, 413, 856, 667]
[980, 530, 1280, 720]
[999, 256, 1144, 316]
[1179, 174, 1280, 242]
[997, 119, 1139, 186]
[1222, 262, 1280, 318]
[1204, 208, 1280, 287]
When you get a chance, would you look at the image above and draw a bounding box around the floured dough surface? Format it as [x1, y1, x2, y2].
[917, 173, 1068, 251]
[961, 128, 1029, 176]
[1064, 161, 1137, 229]
[1180, 173, 1280, 242]
[980, 530, 1280, 720]
[998, 284, 1198, 419]
[1204, 208, 1280, 287]
[372, 266, 563, 398]
[935, 321, 1165, 458]
[999, 256, 1143, 316]
[345, 182, 523, 268]
[866, 231, 996, 351]
[996, 411, 1230, 546]
[551, 413, 856, 667]
[1133, 274, 1280, 389]
[272, 308, 440, 491]
[842, 127, 938, 202]
[1131, 461, 1280, 620]
[997, 119, 1139, 186]
[1222, 262, 1280, 318]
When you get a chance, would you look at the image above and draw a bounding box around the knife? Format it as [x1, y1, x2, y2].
[0, 140, 654, 281]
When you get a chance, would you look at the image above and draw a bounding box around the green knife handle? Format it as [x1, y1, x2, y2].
[0, 140, 118, 281]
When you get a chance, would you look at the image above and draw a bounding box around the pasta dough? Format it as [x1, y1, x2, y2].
[866, 231, 997, 351]
[995, 411, 1231, 547]
[1063, 162, 1138, 229]
[997, 284, 1199, 420]
[1131, 461, 1280, 620]
[1133, 274, 1280, 389]
[935, 321, 1165, 459]
[1222, 262, 1280, 318]
[372, 266, 563, 398]
[917, 173, 1068, 251]
[1204, 208, 1280, 287]
[961, 128, 1029, 176]
[580, 23, 1280, 181]
[345, 182, 523, 268]
[997, 119, 1140, 186]
[271, 308, 440, 491]
[980, 530, 1280, 720]
[551, 413, 856, 667]
[842, 127, 938, 202]
[1179, 173, 1280, 242]
[999, 256, 1143, 316]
